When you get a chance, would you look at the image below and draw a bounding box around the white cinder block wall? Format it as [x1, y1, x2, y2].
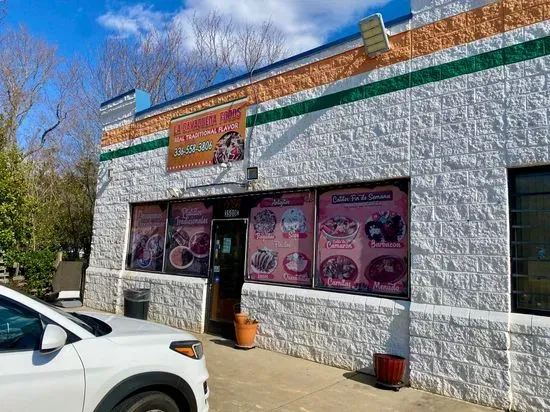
[87, 0, 550, 409]
[509, 313, 550, 411]
[241, 284, 410, 375]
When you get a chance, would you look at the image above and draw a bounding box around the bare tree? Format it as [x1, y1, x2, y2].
[90, 29, 183, 105]
[238, 21, 287, 73]
[189, 11, 236, 88]
[0, 27, 78, 154]
[93, 10, 289, 105]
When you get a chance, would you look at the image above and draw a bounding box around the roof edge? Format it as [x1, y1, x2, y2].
[100, 88, 136, 108]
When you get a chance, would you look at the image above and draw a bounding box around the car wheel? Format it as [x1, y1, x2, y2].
[112, 391, 180, 412]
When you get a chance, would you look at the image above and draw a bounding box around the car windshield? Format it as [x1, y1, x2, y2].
[42, 302, 111, 337]
[47, 304, 95, 333]
[10, 287, 110, 337]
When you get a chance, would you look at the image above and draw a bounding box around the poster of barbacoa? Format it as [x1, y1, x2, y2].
[247, 192, 315, 285]
[128, 204, 167, 271]
[317, 184, 409, 297]
[164, 202, 213, 276]
[167, 98, 248, 171]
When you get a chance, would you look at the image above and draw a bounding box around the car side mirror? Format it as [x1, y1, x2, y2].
[41, 324, 67, 353]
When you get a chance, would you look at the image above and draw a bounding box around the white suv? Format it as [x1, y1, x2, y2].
[0, 285, 209, 412]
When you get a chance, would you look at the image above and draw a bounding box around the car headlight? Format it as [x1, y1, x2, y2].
[170, 340, 204, 359]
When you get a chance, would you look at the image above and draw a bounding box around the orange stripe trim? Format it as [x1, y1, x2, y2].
[101, 0, 550, 147]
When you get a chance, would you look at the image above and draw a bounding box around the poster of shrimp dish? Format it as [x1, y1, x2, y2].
[317, 183, 409, 297]
[128, 204, 168, 271]
[167, 98, 247, 171]
[247, 192, 315, 285]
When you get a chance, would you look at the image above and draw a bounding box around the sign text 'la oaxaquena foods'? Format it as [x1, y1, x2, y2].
[167, 98, 248, 171]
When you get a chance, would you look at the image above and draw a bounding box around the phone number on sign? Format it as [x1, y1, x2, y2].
[173, 141, 213, 157]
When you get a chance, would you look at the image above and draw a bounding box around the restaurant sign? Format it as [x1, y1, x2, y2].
[167, 98, 248, 171]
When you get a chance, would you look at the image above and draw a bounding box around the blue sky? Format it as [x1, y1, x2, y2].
[6, 0, 411, 60]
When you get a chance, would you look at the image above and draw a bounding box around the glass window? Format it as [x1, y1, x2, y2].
[164, 201, 213, 276]
[127, 203, 168, 271]
[247, 191, 315, 286]
[316, 183, 409, 298]
[510, 168, 550, 315]
[0, 297, 43, 352]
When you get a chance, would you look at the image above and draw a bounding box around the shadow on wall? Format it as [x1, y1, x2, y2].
[257, 69, 358, 161]
[213, 165, 236, 184]
[96, 165, 110, 199]
[383, 312, 411, 383]
[354, 308, 411, 382]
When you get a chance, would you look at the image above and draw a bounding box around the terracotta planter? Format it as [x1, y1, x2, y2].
[234, 322, 258, 347]
[373, 353, 406, 385]
[234, 312, 248, 325]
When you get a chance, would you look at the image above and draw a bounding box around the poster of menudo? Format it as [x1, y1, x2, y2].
[316, 184, 409, 297]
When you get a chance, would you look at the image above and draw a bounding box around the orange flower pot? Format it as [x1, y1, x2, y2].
[234, 321, 258, 347]
[234, 312, 248, 325]
[374, 353, 406, 386]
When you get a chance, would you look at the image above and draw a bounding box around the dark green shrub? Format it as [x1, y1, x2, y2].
[5, 250, 56, 297]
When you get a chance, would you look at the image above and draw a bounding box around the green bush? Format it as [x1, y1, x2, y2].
[5, 250, 56, 297]
[0, 147, 32, 251]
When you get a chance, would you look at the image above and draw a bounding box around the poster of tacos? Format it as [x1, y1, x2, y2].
[317, 184, 409, 297]
[247, 191, 315, 285]
[164, 202, 213, 276]
[128, 204, 168, 271]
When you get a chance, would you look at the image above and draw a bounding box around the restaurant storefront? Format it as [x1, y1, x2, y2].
[125, 181, 409, 337]
[86, 0, 550, 410]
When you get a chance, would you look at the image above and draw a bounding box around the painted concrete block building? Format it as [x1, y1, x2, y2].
[86, 0, 550, 410]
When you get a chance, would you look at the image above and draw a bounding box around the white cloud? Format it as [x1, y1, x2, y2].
[181, 0, 389, 52]
[98, 0, 389, 52]
[97, 4, 171, 38]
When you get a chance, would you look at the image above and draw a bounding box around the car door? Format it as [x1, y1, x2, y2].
[0, 296, 85, 412]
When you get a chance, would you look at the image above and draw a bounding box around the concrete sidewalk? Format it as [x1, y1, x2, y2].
[199, 335, 495, 412]
[68, 306, 495, 411]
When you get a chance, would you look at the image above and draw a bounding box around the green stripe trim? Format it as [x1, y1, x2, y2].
[248, 35, 550, 127]
[102, 35, 550, 162]
[100, 137, 168, 161]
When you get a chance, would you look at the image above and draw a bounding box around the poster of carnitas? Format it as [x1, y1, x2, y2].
[317, 184, 409, 297]
[128, 204, 167, 271]
[247, 192, 315, 285]
[164, 202, 213, 276]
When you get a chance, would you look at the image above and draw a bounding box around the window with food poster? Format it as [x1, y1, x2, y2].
[316, 182, 409, 297]
[247, 191, 315, 286]
[164, 201, 214, 276]
[127, 203, 168, 272]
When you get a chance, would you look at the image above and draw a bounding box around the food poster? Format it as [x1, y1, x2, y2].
[247, 192, 315, 285]
[317, 184, 409, 297]
[128, 204, 168, 271]
[167, 98, 247, 171]
[164, 202, 213, 276]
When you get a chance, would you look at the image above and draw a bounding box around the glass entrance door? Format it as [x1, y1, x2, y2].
[207, 219, 247, 336]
